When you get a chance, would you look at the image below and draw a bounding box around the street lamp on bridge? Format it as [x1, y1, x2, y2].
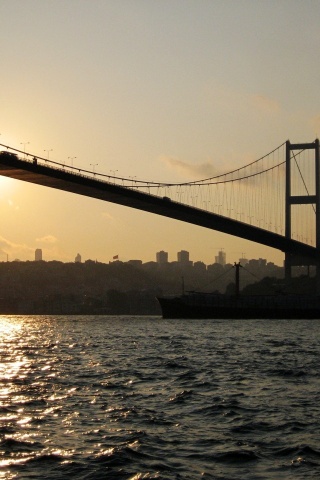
[68, 156, 77, 167]
[129, 176, 137, 187]
[44, 149, 53, 161]
[90, 163, 98, 174]
[20, 142, 30, 159]
[110, 170, 118, 184]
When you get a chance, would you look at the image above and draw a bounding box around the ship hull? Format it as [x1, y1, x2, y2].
[157, 295, 320, 320]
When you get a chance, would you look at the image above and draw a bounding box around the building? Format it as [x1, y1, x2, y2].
[128, 260, 143, 267]
[156, 250, 168, 264]
[193, 261, 207, 273]
[75, 253, 81, 263]
[177, 250, 192, 266]
[239, 256, 249, 266]
[215, 250, 226, 265]
[248, 258, 267, 269]
[35, 249, 42, 261]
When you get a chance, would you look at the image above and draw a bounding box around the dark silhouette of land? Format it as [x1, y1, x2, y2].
[0, 259, 314, 315]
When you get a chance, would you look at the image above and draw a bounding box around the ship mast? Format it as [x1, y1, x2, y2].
[234, 262, 242, 296]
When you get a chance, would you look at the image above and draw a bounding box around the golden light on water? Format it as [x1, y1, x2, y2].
[0, 317, 27, 406]
[0, 317, 21, 336]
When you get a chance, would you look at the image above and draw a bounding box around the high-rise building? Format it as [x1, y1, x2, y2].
[215, 250, 226, 265]
[35, 248, 42, 261]
[156, 251, 168, 264]
[75, 253, 81, 263]
[177, 250, 189, 264]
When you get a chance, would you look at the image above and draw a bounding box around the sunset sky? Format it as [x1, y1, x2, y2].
[0, 0, 319, 265]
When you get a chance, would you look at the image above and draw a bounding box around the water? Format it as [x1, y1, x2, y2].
[1, 316, 320, 479]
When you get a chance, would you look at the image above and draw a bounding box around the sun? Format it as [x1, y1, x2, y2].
[0, 176, 17, 196]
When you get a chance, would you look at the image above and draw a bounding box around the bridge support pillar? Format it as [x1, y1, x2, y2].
[285, 139, 320, 292]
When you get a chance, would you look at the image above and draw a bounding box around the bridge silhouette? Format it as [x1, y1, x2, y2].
[0, 141, 319, 269]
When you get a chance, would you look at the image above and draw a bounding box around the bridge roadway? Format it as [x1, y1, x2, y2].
[0, 151, 319, 262]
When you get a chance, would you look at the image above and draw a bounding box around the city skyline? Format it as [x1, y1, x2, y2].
[20, 246, 277, 267]
[1, 1, 319, 265]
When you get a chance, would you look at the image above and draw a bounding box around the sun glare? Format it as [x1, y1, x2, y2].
[0, 176, 16, 196]
[0, 318, 27, 408]
[0, 317, 22, 337]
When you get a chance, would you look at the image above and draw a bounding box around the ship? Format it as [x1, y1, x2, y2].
[157, 263, 320, 319]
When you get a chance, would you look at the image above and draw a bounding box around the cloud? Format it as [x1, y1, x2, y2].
[101, 211, 114, 220]
[250, 94, 280, 114]
[160, 156, 221, 180]
[0, 235, 70, 262]
[0, 235, 34, 260]
[160, 150, 259, 181]
[204, 83, 280, 116]
[36, 235, 57, 244]
[7, 199, 19, 210]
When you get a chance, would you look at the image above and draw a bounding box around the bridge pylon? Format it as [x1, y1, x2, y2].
[285, 139, 320, 291]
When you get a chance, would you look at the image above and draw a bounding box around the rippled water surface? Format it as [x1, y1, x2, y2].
[0, 315, 320, 479]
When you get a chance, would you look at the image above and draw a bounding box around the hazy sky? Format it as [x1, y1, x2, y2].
[1, 0, 319, 265]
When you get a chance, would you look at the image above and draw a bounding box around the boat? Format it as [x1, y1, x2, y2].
[157, 263, 320, 319]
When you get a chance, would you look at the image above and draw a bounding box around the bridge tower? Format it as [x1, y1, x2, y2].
[285, 139, 320, 285]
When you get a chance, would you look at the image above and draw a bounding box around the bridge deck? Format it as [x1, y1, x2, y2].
[0, 151, 318, 262]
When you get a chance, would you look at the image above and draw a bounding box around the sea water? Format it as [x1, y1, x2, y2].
[0, 315, 320, 479]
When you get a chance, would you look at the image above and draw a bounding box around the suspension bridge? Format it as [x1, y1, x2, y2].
[0, 140, 319, 276]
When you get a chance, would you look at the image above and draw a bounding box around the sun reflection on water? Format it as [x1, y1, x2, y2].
[0, 317, 28, 406]
[0, 317, 22, 336]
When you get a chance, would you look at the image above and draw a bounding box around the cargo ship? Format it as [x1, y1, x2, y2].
[157, 263, 320, 319]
